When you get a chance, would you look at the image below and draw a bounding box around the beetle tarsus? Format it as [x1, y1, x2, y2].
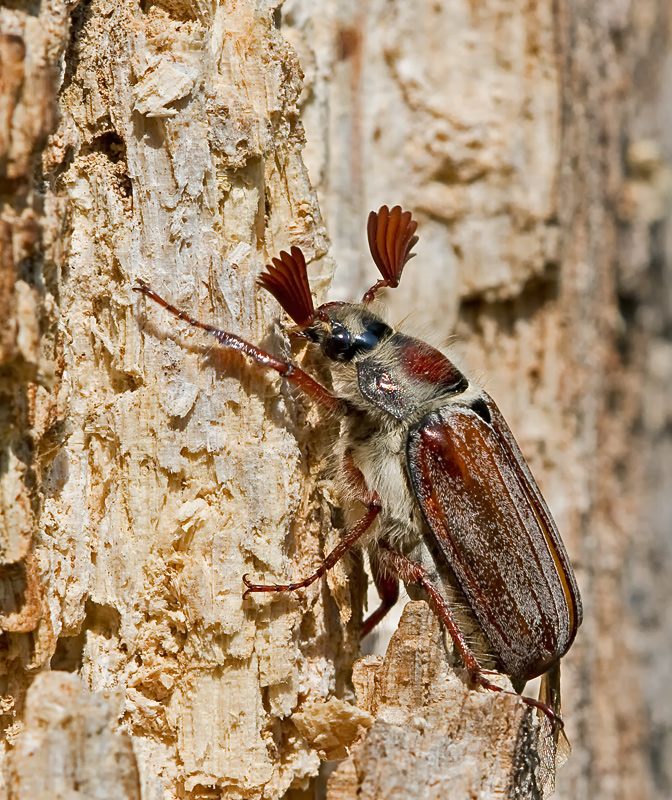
[469, 669, 564, 729]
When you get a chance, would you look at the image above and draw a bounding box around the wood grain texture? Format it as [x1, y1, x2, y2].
[5, 672, 141, 800]
[2, 1, 355, 798]
[0, 4, 67, 566]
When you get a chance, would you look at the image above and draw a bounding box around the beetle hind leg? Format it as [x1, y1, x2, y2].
[376, 542, 563, 729]
[361, 561, 400, 639]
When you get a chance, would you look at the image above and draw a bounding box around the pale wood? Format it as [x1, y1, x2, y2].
[6, 672, 141, 800]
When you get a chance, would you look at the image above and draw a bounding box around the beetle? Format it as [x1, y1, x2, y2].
[134, 205, 582, 725]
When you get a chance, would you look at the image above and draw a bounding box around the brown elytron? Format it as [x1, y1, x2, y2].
[407, 405, 580, 681]
[134, 205, 582, 729]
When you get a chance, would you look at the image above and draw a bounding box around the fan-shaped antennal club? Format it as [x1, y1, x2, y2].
[258, 246, 319, 328]
[363, 205, 419, 303]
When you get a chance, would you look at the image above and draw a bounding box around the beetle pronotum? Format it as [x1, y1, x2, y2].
[134, 205, 582, 728]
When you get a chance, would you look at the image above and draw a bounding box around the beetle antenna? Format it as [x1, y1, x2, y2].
[258, 246, 320, 327]
[363, 205, 419, 303]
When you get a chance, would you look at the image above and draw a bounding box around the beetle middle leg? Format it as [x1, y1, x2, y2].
[242, 495, 381, 598]
[361, 565, 400, 639]
[243, 455, 384, 604]
[376, 541, 563, 727]
[339, 453, 400, 638]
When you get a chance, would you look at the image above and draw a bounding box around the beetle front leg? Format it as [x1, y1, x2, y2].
[376, 542, 563, 728]
[134, 281, 345, 414]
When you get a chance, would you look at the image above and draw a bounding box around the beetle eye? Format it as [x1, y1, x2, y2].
[324, 323, 355, 361]
[324, 319, 391, 362]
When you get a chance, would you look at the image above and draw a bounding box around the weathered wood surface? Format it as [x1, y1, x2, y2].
[6, 672, 141, 800]
[1, 1, 671, 799]
[1, 1, 353, 797]
[327, 602, 546, 800]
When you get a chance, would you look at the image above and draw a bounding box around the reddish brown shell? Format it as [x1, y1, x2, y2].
[367, 205, 419, 287]
[406, 395, 582, 682]
[258, 246, 316, 327]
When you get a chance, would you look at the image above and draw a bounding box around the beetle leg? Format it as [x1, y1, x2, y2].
[339, 453, 400, 638]
[362, 563, 400, 638]
[244, 454, 382, 598]
[134, 281, 345, 414]
[243, 493, 381, 598]
[376, 542, 563, 728]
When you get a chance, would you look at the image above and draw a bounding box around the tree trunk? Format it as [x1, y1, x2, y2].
[1, 1, 669, 799]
